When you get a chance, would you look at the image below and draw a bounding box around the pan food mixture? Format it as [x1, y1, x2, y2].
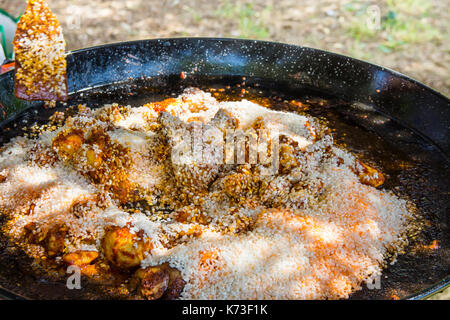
[0, 88, 416, 299]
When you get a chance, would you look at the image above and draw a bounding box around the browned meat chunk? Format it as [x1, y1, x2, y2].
[355, 160, 385, 188]
[63, 251, 99, 266]
[131, 266, 169, 300]
[44, 225, 68, 257]
[102, 226, 152, 269]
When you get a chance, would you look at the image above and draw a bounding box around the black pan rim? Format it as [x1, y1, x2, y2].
[0, 37, 448, 300]
[66, 37, 450, 101]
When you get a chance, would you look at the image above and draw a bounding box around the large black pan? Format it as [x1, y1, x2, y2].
[0, 38, 448, 300]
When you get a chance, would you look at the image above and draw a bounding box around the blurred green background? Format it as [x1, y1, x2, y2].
[1, 0, 449, 96]
[0, 0, 448, 300]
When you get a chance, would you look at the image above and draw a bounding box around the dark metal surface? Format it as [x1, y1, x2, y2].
[0, 38, 448, 300]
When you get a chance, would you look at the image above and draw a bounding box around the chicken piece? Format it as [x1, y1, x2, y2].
[63, 250, 99, 266]
[354, 160, 385, 188]
[159, 112, 221, 192]
[217, 169, 259, 200]
[44, 225, 68, 257]
[288, 178, 324, 209]
[102, 226, 152, 269]
[259, 175, 292, 207]
[279, 143, 300, 174]
[85, 148, 103, 169]
[130, 266, 169, 300]
[209, 108, 239, 132]
[162, 265, 186, 300]
[78, 264, 101, 279]
[146, 98, 179, 116]
[52, 129, 84, 158]
[53, 127, 135, 204]
[173, 164, 219, 193]
[110, 178, 133, 204]
[65, 144, 104, 174]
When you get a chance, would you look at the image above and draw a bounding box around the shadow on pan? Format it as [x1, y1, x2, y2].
[0, 38, 448, 300]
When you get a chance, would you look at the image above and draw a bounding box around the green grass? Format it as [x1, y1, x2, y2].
[348, 41, 375, 61]
[185, 6, 202, 23]
[385, 0, 433, 16]
[344, 0, 441, 53]
[214, 1, 271, 39]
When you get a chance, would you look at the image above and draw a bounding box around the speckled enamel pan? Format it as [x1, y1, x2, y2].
[0, 38, 448, 300]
